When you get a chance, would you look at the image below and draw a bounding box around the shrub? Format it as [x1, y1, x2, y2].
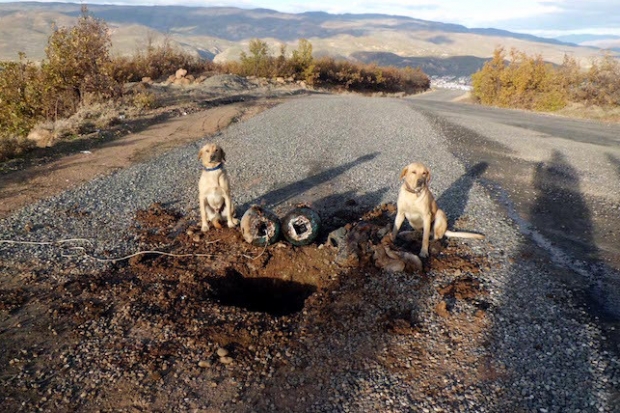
[110, 35, 210, 83]
[581, 54, 620, 106]
[0, 53, 45, 137]
[239, 39, 275, 78]
[132, 91, 158, 110]
[308, 57, 429, 94]
[44, 5, 118, 109]
[472, 46, 620, 112]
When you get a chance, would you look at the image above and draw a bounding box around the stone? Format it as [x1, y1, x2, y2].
[26, 127, 55, 148]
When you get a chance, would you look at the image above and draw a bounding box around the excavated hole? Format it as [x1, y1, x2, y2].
[208, 269, 317, 317]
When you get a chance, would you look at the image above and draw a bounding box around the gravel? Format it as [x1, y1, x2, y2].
[1, 94, 619, 412]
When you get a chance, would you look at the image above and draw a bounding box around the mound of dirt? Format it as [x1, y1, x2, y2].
[0, 202, 491, 412]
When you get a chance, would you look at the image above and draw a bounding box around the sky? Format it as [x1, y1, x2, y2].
[2, 0, 619, 37]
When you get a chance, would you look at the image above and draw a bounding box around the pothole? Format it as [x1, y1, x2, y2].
[208, 269, 317, 317]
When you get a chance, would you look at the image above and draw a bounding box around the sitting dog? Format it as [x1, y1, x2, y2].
[392, 162, 484, 258]
[198, 143, 239, 232]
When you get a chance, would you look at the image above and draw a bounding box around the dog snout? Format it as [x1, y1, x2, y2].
[416, 177, 426, 187]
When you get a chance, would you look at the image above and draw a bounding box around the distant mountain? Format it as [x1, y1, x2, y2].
[555, 34, 620, 44]
[0, 1, 614, 77]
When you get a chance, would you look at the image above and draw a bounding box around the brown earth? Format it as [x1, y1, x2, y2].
[0, 200, 492, 412]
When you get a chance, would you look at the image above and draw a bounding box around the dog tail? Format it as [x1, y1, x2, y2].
[444, 230, 485, 240]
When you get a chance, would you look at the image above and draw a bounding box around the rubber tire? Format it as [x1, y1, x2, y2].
[240, 205, 281, 247]
[281, 206, 321, 246]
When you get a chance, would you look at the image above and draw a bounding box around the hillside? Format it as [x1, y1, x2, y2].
[0, 1, 614, 76]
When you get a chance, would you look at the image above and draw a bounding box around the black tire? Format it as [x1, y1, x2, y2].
[240, 205, 281, 247]
[281, 206, 321, 246]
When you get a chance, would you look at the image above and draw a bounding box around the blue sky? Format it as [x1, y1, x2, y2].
[2, 0, 619, 36]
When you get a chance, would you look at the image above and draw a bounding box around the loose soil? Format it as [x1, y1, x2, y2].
[0, 200, 492, 412]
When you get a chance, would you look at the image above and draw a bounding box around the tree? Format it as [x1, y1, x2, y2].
[240, 39, 273, 77]
[43, 5, 116, 108]
[471, 47, 506, 105]
[290, 38, 314, 79]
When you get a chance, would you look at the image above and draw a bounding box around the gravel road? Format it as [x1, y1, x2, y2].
[1, 92, 619, 412]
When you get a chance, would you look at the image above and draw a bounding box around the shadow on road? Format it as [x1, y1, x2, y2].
[238, 152, 380, 213]
[608, 153, 620, 179]
[531, 150, 598, 260]
[437, 161, 488, 226]
[426, 113, 619, 411]
[311, 187, 390, 233]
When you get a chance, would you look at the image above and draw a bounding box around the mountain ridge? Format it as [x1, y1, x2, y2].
[0, 1, 614, 76]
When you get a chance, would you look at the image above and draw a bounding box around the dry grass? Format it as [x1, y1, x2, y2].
[556, 102, 620, 123]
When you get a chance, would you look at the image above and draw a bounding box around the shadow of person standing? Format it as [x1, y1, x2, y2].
[531, 150, 598, 261]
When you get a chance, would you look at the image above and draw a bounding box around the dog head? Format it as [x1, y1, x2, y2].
[198, 143, 226, 167]
[400, 162, 431, 192]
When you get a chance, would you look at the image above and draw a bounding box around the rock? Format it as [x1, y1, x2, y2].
[198, 360, 211, 368]
[220, 356, 233, 365]
[435, 300, 450, 318]
[216, 347, 229, 357]
[141, 77, 152, 84]
[27, 127, 55, 148]
[175, 68, 188, 79]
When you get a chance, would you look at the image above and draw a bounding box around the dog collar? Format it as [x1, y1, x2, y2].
[403, 181, 424, 195]
[203, 163, 223, 172]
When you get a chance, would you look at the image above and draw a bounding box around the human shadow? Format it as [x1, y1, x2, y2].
[531, 150, 598, 260]
[436, 161, 488, 227]
[238, 152, 380, 213]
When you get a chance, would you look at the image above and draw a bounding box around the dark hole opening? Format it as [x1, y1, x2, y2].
[208, 270, 317, 317]
[257, 222, 268, 237]
[293, 222, 308, 236]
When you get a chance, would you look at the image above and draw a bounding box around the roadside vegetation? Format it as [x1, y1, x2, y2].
[0, 7, 429, 162]
[471, 46, 620, 117]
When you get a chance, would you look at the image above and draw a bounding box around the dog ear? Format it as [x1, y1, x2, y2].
[198, 147, 204, 160]
[399, 166, 408, 180]
[220, 147, 226, 163]
[425, 169, 432, 185]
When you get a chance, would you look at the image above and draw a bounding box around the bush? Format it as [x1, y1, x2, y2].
[0, 53, 44, 137]
[44, 5, 118, 109]
[239, 39, 275, 78]
[472, 46, 620, 112]
[110, 36, 211, 83]
[0, 6, 119, 145]
[308, 57, 429, 94]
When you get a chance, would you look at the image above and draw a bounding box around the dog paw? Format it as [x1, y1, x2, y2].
[201, 223, 210, 232]
[419, 249, 429, 259]
[228, 217, 240, 228]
